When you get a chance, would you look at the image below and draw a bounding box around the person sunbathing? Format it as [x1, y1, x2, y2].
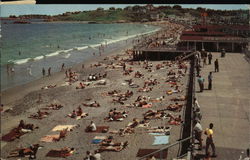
[138, 87, 152, 92]
[124, 90, 133, 97]
[144, 110, 165, 120]
[41, 85, 57, 89]
[100, 140, 128, 147]
[147, 126, 171, 133]
[8, 144, 41, 158]
[70, 110, 77, 118]
[134, 71, 143, 78]
[54, 147, 75, 157]
[53, 128, 67, 141]
[168, 70, 176, 76]
[76, 106, 83, 116]
[112, 98, 126, 105]
[76, 82, 86, 89]
[29, 110, 49, 119]
[149, 96, 165, 102]
[107, 109, 128, 121]
[168, 114, 182, 125]
[108, 90, 119, 96]
[45, 104, 63, 110]
[82, 101, 100, 107]
[166, 103, 183, 112]
[171, 96, 186, 101]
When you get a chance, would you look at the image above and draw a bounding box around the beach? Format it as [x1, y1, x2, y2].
[1, 21, 189, 160]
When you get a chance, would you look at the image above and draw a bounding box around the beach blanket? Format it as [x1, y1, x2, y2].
[152, 136, 169, 145]
[40, 134, 60, 142]
[46, 149, 74, 158]
[2, 128, 26, 142]
[149, 133, 166, 136]
[136, 149, 168, 159]
[95, 80, 106, 85]
[91, 136, 107, 144]
[85, 126, 109, 133]
[52, 125, 77, 132]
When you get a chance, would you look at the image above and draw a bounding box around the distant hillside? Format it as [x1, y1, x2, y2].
[9, 5, 249, 25]
[55, 10, 133, 23]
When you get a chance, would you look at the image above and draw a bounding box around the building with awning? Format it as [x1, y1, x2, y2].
[178, 25, 249, 52]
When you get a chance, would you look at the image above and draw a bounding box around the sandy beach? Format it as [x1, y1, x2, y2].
[1, 22, 190, 160]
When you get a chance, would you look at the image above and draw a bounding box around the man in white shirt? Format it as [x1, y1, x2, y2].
[193, 120, 203, 150]
[89, 121, 96, 132]
[93, 150, 101, 160]
[194, 98, 200, 111]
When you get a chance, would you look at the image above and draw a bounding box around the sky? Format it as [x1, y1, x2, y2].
[0, 4, 249, 17]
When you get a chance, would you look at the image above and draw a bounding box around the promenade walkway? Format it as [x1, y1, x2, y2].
[195, 52, 250, 159]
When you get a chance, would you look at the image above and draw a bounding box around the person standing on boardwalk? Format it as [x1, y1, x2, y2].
[197, 75, 205, 92]
[214, 59, 219, 72]
[196, 64, 201, 77]
[194, 120, 203, 150]
[42, 68, 45, 77]
[221, 48, 226, 57]
[48, 67, 51, 76]
[205, 123, 217, 157]
[208, 52, 212, 65]
[208, 72, 213, 90]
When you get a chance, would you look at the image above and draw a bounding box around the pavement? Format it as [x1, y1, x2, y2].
[194, 52, 250, 160]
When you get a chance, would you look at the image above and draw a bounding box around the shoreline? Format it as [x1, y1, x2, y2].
[1, 39, 135, 105]
[1, 23, 162, 92]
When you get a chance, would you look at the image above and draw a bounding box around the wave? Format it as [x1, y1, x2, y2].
[10, 27, 160, 65]
[11, 58, 33, 65]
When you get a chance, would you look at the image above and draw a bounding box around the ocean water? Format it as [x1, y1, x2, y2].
[0, 21, 160, 90]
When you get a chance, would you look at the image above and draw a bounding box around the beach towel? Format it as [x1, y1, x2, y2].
[92, 136, 107, 144]
[152, 136, 169, 145]
[136, 149, 168, 159]
[46, 149, 74, 158]
[1, 128, 26, 142]
[52, 125, 77, 132]
[149, 133, 166, 136]
[40, 134, 60, 142]
[85, 126, 109, 133]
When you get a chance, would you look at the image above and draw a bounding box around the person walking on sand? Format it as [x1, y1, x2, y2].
[208, 72, 213, 90]
[208, 52, 212, 65]
[197, 75, 205, 92]
[205, 123, 217, 157]
[37, 93, 42, 103]
[42, 68, 45, 77]
[214, 59, 219, 72]
[61, 63, 65, 71]
[48, 67, 51, 76]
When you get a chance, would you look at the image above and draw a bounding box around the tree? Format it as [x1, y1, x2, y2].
[173, 5, 182, 10]
[96, 7, 104, 11]
[109, 7, 115, 11]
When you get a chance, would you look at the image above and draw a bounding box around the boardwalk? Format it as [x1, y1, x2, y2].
[195, 52, 250, 159]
